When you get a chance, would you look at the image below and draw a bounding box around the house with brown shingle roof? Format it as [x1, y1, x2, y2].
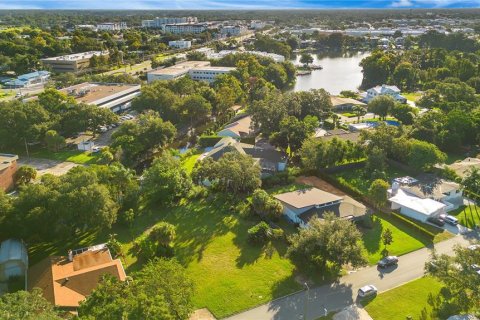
[28, 244, 126, 310]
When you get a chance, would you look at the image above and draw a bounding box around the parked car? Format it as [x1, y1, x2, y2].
[444, 215, 459, 226]
[378, 256, 399, 268]
[427, 215, 445, 227]
[358, 285, 377, 298]
[99, 126, 108, 133]
[92, 146, 101, 153]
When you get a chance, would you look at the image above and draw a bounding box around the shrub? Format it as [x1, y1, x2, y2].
[198, 135, 222, 148]
[247, 222, 272, 245]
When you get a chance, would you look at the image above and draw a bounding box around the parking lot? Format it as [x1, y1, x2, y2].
[18, 157, 79, 178]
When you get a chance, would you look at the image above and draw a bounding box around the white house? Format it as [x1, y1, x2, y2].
[364, 84, 406, 103]
[274, 188, 367, 228]
[389, 187, 447, 223]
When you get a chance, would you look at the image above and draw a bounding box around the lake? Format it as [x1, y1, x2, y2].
[292, 51, 370, 95]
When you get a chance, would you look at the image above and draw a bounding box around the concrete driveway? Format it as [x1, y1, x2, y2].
[18, 157, 78, 177]
[224, 234, 475, 320]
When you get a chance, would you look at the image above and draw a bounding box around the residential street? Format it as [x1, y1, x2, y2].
[225, 233, 476, 320]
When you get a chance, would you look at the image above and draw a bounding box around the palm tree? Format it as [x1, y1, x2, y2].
[352, 105, 367, 123]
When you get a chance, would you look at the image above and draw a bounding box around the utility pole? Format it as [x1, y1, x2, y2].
[24, 137, 30, 159]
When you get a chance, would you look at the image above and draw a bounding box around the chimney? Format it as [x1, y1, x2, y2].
[68, 249, 73, 262]
[391, 182, 400, 196]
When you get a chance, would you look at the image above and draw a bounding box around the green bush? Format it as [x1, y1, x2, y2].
[240, 137, 256, 145]
[198, 135, 222, 148]
[247, 221, 272, 245]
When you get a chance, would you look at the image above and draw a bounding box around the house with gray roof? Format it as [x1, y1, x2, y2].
[274, 187, 367, 228]
[203, 137, 287, 176]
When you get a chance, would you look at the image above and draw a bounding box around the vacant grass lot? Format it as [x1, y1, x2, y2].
[450, 205, 480, 228]
[181, 152, 201, 174]
[365, 277, 443, 320]
[29, 197, 301, 318]
[402, 92, 422, 102]
[362, 214, 428, 265]
[332, 166, 409, 195]
[30, 149, 100, 164]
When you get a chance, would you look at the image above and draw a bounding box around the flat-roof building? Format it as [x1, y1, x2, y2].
[164, 23, 207, 34]
[41, 51, 109, 73]
[97, 22, 127, 31]
[60, 82, 141, 113]
[142, 16, 198, 28]
[1, 71, 50, 88]
[168, 40, 192, 49]
[188, 66, 235, 83]
[147, 60, 212, 82]
[0, 154, 18, 192]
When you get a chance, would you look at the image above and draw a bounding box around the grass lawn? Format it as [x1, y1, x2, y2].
[30, 149, 100, 164]
[181, 152, 201, 174]
[364, 277, 443, 320]
[29, 196, 301, 318]
[362, 214, 430, 265]
[402, 92, 422, 102]
[450, 205, 480, 228]
[332, 165, 410, 195]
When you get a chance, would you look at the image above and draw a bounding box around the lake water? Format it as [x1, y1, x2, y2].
[292, 51, 370, 95]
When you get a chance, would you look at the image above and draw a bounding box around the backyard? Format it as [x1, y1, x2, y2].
[364, 277, 443, 320]
[331, 165, 410, 195]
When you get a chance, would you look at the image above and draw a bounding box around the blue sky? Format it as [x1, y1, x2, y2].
[2, 0, 480, 9]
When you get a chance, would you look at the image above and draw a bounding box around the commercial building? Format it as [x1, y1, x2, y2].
[220, 25, 248, 37]
[250, 20, 267, 30]
[188, 66, 235, 83]
[60, 82, 141, 113]
[142, 16, 198, 28]
[168, 40, 192, 49]
[28, 244, 126, 309]
[96, 22, 127, 31]
[208, 50, 285, 63]
[164, 23, 207, 34]
[41, 51, 109, 73]
[147, 61, 233, 83]
[147, 61, 210, 82]
[0, 154, 18, 192]
[1, 71, 50, 88]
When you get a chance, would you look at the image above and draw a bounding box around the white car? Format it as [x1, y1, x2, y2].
[358, 285, 378, 298]
[92, 146, 102, 153]
[444, 215, 459, 226]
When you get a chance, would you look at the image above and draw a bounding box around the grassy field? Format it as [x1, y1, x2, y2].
[450, 205, 480, 228]
[402, 92, 422, 102]
[362, 214, 429, 265]
[29, 196, 301, 318]
[364, 277, 443, 320]
[30, 149, 100, 164]
[332, 165, 410, 195]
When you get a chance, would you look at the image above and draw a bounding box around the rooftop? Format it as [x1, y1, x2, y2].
[218, 116, 252, 137]
[397, 175, 461, 200]
[149, 60, 211, 76]
[389, 188, 446, 216]
[274, 188, 343, 209]
[330, 96, 366, 107]
[28, 246, 126, 308]
[0, 153, 18, 171]
[59, 82, 140, 105]
[41, 51, 108, 62]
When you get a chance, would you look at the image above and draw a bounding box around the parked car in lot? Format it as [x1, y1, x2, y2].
[427, 215, 445, 227]
[358, 285, 377, 298]
[378, 256, 399, 268]
[444, 215, 459, 226]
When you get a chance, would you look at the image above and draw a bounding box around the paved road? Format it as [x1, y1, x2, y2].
[225, 234, 476, 320]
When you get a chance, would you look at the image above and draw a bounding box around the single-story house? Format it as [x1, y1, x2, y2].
[217, 115, 253, 139]
[394, 175, 463, 211]
[274, 187, 367, 227]
[330, 96, 366, 112]
[363, 84, 406, 103]
[204, 137, 287, 175]
[28, 244, 126, 310]
[389, 187, 447, 223]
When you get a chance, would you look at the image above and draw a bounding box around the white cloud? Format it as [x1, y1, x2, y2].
[391, 0, 413, 6]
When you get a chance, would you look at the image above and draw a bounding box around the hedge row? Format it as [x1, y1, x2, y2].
[198, 135, 223, 148]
